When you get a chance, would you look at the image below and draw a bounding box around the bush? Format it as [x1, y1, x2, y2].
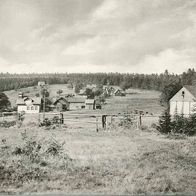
[157, 110, 172, 134]
[157, 111, 196, 136]
[0, 121, 16, 128]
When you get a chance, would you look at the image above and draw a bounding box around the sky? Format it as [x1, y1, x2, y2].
[0, 0, 196, 74]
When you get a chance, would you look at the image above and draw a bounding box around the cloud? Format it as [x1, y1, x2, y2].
[0, 0, 196, 73]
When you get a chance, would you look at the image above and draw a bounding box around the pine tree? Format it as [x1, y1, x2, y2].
[157, 109, 172, 134]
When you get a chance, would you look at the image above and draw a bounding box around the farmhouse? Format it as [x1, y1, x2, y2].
[52, 97, 69, 112]
[85, 99, 95, 110]
[16, 97, 41, 113]
[68, 97, 86, 110]
[170, 85, 196, 116]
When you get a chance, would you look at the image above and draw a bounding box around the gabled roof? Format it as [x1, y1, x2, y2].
[16, 97, 41, 105]
[85, 99, 95, 104]
[67, 97, 85, 103]
[184, 85, 196, 98]
[53, 97, 69, 105]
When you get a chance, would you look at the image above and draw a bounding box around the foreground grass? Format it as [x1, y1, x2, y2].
[0, 127, 196, 194]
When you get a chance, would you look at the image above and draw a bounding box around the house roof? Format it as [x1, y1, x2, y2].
[16, 97, 41, 105]
[53, 97, 68, 105]
[184, 85, 196, 98]
[67, 97, 85, 103]
[85, 99, 95, 104]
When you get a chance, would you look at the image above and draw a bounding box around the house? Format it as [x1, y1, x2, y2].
[114, 89, 126, 96]
[85, 99, 95, 110]
[169, 85, 196, 116]
[52, 97, 69, 112]
[103, 85, 116, 96]
[16, 97, 42, 113]
[38, 81, 45, 87]
[67, 97, 86, 110]
[78, 89, 87, 96]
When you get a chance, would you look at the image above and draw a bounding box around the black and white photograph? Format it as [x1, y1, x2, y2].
[0, 0, 196, 195]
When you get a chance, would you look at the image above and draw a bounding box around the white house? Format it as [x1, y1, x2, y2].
[16, 97, 42, 113]
[169, 85, 196, 116]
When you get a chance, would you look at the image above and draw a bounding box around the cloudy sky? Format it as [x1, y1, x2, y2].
[0, 0, 196, 74]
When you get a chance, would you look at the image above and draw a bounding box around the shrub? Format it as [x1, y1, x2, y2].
[157, 110, 172, 134]
[0, 121, 16, 128]
[157, 111, 196, 136]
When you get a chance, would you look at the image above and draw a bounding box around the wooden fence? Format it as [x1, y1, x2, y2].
[0, 111, 159, 131]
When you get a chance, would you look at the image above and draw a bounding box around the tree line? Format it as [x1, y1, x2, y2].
[0, 69, 195, 94]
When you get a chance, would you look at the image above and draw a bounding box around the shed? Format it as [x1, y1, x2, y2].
[85, 99, 95, 110]
[169, 85, 196, 116]
[67, 97, 86, 110]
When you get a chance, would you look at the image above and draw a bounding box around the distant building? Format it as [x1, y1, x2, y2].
[114, 89, 126, 96]
[170, 85, 196, 116]
[67, 97, 86, 110]
[38, 81, 45, 87]
[16, 97, 41, 113]
[52, 97, 69, 112]
[85, 99, 95, 110]
[95, 99, 102, 109]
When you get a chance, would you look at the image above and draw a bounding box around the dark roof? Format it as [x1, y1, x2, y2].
[184, 85, 196, 98]
[16, 97, 41, 105]
[53, 97, 68, 105]
[67, 97, 85, 103]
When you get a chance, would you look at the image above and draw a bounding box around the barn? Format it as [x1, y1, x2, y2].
[16, 97, 42, 113]
[68, 97, 86, 110]
[169, 85, 196, 116]
[53, 97, 69, 112]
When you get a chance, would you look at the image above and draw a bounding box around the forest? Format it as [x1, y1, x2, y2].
[0, 68, 195, 93]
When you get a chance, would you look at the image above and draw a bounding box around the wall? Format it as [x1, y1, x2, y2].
[18, 105, 40, 113]
[69, 103, 85, 110]
[170, 101, 196, 116]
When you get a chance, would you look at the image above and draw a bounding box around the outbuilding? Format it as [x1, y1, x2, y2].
[85, 99, 95, 110]
[169, 85, 196, 116]
[68, 97, 86, 110]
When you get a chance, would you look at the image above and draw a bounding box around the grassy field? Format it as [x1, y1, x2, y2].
[0, 126, 196, 194]
[1, 85, 195, 194]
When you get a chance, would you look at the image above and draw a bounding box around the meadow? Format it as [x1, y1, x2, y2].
[1, 85, 196, 194]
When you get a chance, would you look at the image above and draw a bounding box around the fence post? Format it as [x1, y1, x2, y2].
[102, 115, 106, 130]
[96, 116, 99, 132]
[139, 114, 142, 128]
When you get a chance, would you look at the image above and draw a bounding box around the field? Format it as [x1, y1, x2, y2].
[1, 85, 196, 194]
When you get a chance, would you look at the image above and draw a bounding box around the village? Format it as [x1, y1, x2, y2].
[0, 0, 196, 194]
[15, 81, 126, 114]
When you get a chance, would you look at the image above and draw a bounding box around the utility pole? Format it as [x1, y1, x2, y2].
[43, 91, 46, 121]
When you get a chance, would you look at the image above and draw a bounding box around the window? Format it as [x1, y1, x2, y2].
[31, 106, 34, 110]
[35, 106, 38, 110]
[27, 106, 30, 110]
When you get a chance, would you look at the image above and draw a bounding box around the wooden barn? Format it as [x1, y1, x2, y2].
[169, 85, 196, 116]
[52, 97, 69, 112]
[68, 97, 86, 110]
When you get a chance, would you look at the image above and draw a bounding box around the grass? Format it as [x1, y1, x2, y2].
[1, 85, 195, 194]
[0, 126, 195, 194]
